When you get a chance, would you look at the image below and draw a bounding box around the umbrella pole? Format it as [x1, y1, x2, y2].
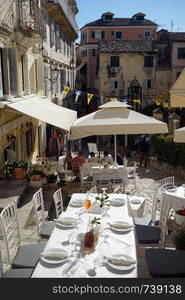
[114, 134, 117, 165]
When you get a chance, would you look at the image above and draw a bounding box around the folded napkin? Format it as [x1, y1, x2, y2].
[110, 221, 132, 229]
[41, 249, 68, 259]
[130, 198, 141, 204]
[108, 254, 135, 266]
[88, 204, 103, 214]
[54, 217, 77, 225]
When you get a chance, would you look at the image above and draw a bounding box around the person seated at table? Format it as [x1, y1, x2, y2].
[71, 151, 86, 170]
[64, 150, 72, 170]
[101, 150, 114, 165]
[87, 152, 99, 163]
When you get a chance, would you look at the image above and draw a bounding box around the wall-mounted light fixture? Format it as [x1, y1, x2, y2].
[7, 133, 16, 144]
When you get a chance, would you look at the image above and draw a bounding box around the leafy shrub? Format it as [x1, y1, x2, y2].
[173, 229, 185, 250]
[150, 134, 185, 167]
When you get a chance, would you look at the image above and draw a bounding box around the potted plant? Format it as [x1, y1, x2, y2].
[173, 228, 185, 250]
[46, 173, 57, 189]
[4, 160, 30, 179]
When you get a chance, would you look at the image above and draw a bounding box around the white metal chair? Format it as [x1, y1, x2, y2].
[111, 178, 125, 194]
[163, 176, 175, 189]
[53, 188, 63, 219]
[90, 186, 98, 194]
[134, 179, 164, 226]
[135, 195, 171, 248]
[127, 161, 137, 190]
[0, 246, 33, 278]
[32, 188, 56, 239]
[0, 200, 46, 268]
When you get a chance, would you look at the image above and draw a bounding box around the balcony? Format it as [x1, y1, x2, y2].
[44, 0, 78, 40]
[15, 0, 46, 48]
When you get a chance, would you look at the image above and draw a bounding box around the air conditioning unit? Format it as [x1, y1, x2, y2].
[111, 67, 119, 73]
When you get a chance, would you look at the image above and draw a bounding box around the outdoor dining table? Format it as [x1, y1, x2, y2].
[31, 193, 139, 278]
[164, 186, 185, 210]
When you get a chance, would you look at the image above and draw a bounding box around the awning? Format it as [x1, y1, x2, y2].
[5, 95, 77, 131]
[76, 61, 86, 72]
[174, 127, 185, 143]
[170, 68, 185, 107]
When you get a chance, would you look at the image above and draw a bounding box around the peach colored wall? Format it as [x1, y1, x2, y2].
[81, 26, 157, 44]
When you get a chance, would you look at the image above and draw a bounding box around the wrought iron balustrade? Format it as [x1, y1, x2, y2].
[16, 0, 46, 39]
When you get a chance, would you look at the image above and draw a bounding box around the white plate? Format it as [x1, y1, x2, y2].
[107, 254, 136, 271]
[57, 222, 77, 228]
[41, 248, 69, 265]
[109, 221, 133, 232]
[110, 198, 125, 206]
[70, 199, 85, 207]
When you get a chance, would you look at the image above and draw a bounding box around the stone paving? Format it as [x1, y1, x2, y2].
[0, 162, 184, 277]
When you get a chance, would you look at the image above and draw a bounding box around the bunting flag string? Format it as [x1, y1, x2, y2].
[63, 86, 71, 97]
[133, 99, 141, 104]
[62, 85, 171, 108]
[75, 90, 82, 103]
[87, 93, 94, 104]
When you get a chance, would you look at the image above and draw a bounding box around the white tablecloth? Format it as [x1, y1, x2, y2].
[32, 193, 138, 278]
[165, 186, 185, 210]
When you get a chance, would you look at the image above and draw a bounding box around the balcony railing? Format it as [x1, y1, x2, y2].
[16, 0, 46, 39]
[0, 0, 16, 32]
[46, 0, 78, 36]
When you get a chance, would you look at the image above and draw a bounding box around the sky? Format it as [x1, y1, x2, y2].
[76, 0, 185, 38]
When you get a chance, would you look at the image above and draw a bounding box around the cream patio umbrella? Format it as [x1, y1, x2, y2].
[70, 101, 168, 163]
[174, 127, 185, 143]
[170, 68, 185, 142]
[170, 68, 185, 108]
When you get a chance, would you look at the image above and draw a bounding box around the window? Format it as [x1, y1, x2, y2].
[110, 56, 120, 67]
[92, 49, 98, 56]
[114, 80, 119, 89]
[144, 31, 151, 39]
[116, 32, 122, 39]
[60, 69, 66, 92]
[147, 79, 152, 89]
[111, 31, 114, 36]
[92, 31, 105, 40]
[50, 18, 55, 47]
[81, 32, 87, 42]
[104, 14, 113, 20]
[144, 56, 153, 67]
[176, 72, 181, 79]
[178, 48, 185, 59]
[81, 50, 87, 57]
[55, 24, 61, 51]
